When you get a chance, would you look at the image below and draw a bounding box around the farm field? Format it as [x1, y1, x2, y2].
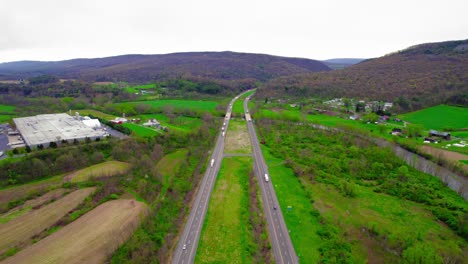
[0, 188, 67, 224]
[125, 83, 156, 93]
[0, 176, 63, 212]
[1, 199, 148, 264]
[196, 156, 254, 263]
[114, 99, 218, 113]
[0, 187, 96, 255]
[122, 123, 160, 137]
[71, 109, 117, 120]
[399, 105, 468, 130]
[224, 119, 252, 154]
[261, 146, 323, 263]
[64, 161, 131, 183]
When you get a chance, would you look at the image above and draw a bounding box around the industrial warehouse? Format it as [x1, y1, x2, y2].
[13, 113, 107, 148]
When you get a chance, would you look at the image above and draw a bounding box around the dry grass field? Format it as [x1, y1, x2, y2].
[64, 161, 131, 183]
[0, 176, 63, 213]
[224, 120, 252, 154]
[0, 187, 96, 254]
[1, 199, 148, 264]
[0, 188, 67, 224]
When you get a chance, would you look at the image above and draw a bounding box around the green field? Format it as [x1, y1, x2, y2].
[196, 156, 254, 263]
[122, 123, 160, 137]
[399, 105, 468, 130]
[125, 84, 156, 94]
[137, 113, 201, 133]
[0, 104, 16, 122]
[231, 90, 255, 115]
[114, 100, 218, 113]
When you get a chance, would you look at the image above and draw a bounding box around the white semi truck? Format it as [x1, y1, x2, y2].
[264, 173, 269, 182]
[211, 159, 215, 167]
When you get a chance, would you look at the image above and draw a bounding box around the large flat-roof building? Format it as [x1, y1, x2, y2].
[13, 113, 106, 148]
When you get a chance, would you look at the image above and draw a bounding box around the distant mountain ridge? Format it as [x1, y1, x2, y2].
[322, 58, 366, 70]
[259, 39, 468, 110]
[0, 52, 331, 82]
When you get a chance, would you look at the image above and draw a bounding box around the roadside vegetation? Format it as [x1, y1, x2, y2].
[256, 117, 467, 263]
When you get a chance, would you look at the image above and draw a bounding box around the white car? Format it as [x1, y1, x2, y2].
[182, 244, 186, 250]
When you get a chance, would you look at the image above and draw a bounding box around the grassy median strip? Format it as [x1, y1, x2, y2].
[196, 156, 254, 263]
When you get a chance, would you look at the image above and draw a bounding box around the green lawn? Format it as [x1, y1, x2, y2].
[261, 145, 323, 263]
[125, 84, 156, 93]
[399, 105, 468, 130]
[196, 156, 254, 263]
[122, 123, 161, 137]
[114, 100, 218, 112]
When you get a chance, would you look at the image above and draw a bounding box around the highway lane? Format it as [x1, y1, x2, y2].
[244, 94, 298, 264]
[172, 90, 251, 264]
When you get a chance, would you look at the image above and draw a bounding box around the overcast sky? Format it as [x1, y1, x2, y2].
[1, 0, 467, 63]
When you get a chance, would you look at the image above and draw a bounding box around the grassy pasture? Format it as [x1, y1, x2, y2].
[0, 187, 96, 254]
[137, 113, 201, 133]
[114, 99, 218, 112]
[125, 84, 156, 93]
[0, 104, 15, 114]
[0, 176, 63, 212]
[1, 199, 148, 264]
[122, 123, 160, 137]
[64, 161, 131, 183]
[399, 105, 468, 130]
[196, 156, 254, 263]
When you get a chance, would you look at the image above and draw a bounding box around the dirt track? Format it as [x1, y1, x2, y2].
[1, 199, 148, 264]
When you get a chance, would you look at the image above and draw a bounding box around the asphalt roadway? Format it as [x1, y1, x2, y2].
[244, 94, 299, 264]
[171, 90, 250, 264]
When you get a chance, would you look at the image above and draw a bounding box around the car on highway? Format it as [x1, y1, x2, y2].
[182, 244, 186, 250]
[273, 206, 277, 210]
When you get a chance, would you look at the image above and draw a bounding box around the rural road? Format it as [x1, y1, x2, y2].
[171, 90, 252, 264]
[244, 94, 299, 264]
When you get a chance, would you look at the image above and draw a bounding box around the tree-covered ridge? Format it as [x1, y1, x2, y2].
[0, 52, 330, 82]
[259, 39, 468, 111]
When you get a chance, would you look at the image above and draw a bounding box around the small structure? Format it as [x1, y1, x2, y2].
[424, 137, 438, 143]
[82, 118, 101, 129]
[429, 130, 451, 140]
[142, 119, 161, 129]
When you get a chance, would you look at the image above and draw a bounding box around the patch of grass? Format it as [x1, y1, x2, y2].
[451, 131, 468, 139]
[196, 156, 255, 263]
[0, 115, 14, 122]
[122, 123, 161, 137]
[399, 105, 468, 130]
[155, 149, 188, 192]
[125, 84, 156, 93]
[115, 99, 218, 113]
[137, 113, 202, 133]
[67, 161, 131, 183]
[0, 104, 15, 114]
[224, 119, 252, 154]
[261, 146, 323, 263]
[0, 206, 31, 224]
[460, 160, 468, 165]
[71, 109, 117, 120]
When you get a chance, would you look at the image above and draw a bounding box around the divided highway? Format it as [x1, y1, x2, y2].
[172, 91, 250, 264]
[244, 94, 298, 264]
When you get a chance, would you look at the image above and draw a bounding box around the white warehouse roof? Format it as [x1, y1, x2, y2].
[82, 119, 101, 128]
[14, 113, 106, 147]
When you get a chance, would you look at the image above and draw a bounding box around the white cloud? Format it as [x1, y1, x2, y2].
[0, 0, 467, 62]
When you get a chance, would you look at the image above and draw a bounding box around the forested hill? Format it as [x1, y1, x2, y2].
[259, 39, 468, 111]
[0, 52, 331, 82]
